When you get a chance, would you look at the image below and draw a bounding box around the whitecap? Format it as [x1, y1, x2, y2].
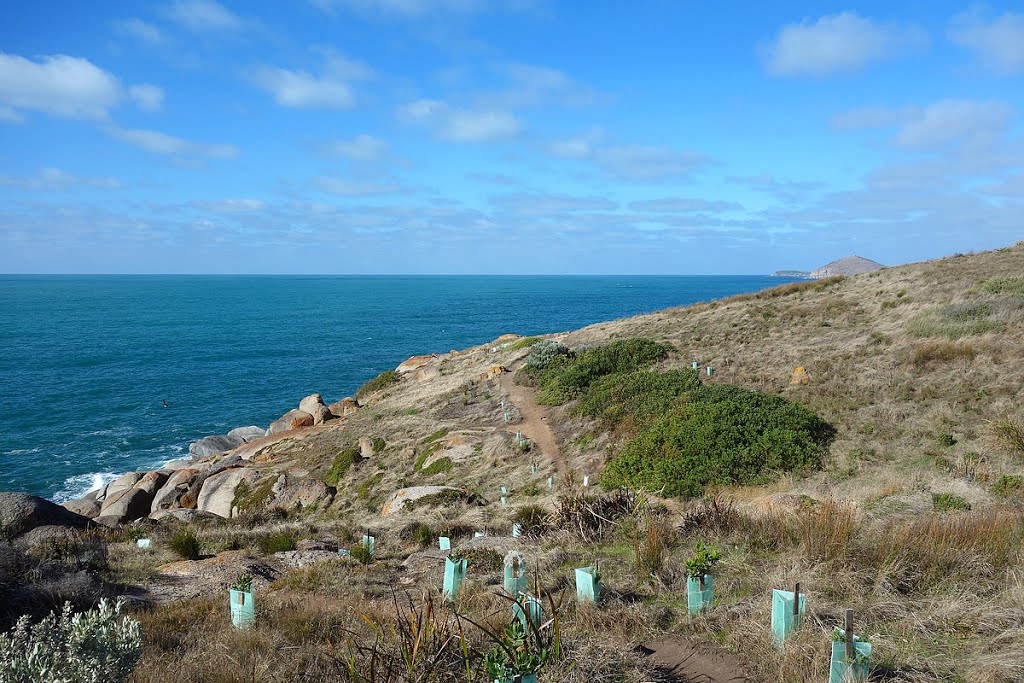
[52, 471, 118, 504]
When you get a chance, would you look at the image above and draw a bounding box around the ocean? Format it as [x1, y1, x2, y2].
[0, 275, 794, 501]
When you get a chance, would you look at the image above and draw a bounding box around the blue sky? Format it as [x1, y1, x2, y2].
[1, 1, 1022, 274]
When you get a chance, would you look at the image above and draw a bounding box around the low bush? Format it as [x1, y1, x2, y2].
[355, 370, 400, 399]
[603, 383, 834, 497]
[992, 475, 1024, 497]
[532, 338, 673, 405]
[932, 492, 971, 512]
[0, 599, 141, 683]
[461, 548, 503, 572]
[576, 368, 700, 428]
[421, 457, 453, 476]
[508, 336, 542, 350]
[399, 521, 434, 549]
[258, 530, 298, 554]
[980, 276, 1024, 296]
[168, 529, 201, 560]
[511, 505, 551, 537]
[325, 446, 362, 486]
[371, 436, 386, 453]
[989, 416, 1024, 457]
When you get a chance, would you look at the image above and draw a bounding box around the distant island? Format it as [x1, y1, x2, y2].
[773, 255, 884, 279]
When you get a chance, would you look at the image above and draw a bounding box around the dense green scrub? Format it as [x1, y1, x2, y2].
[519, 338, 834, 497]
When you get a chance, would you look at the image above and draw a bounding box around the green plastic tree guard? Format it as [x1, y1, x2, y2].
[512, 595, 543, 630]
[512, 523, 522, 538]
[443, 557, 467, 601]
[500, 485, 508, 494]
[229, 589, 255, 630]
[547, 476, 553, 489]
[474, 530, 487, 538]
[497, 675, 537, 683]
[503, 567, 527, 597]
[829, 631, 871, 683]
[691, 360, 699, 370]
[574, 566, 601, 605]
[438, 536, 451, 551]
[706, 366, 714, 377]
[770, 589, 807, 646]
[501, 495, 508, 506]
[686, 574, 714, 615]
[361, 534, 375, 558]
[136, 538, 151, 550]
[530, 463, 538, 474]
[503, 412, 510, 424]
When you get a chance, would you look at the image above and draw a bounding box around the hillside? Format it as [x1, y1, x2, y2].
[3, 243, 1024, 683]
[810, 255, 884, 278]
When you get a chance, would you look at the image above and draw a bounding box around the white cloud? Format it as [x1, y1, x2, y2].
[253, 55, 371, 109]
[484, 63, 598, 108]
[117, 18, 167, 45]
[950, 10, 1024, 74]
[193, 198, 266, 213]
[165, 0, 243, 32]
[762, 12, 928, 77]
[129, 84, 165, 111]
[315, 176, 408, 196]
[629, 198, 742, 213]
[0, 167, 121, 190]
[398, 98, 523, 143]
[107, 126, 238, 159]
[0, 53, 122, 119]
[895, 100, 1013, 150]
[549, 134, 709, 182]
[489, 192, 616, 215]
[327, 134, 389, 161]
[0, 52, 163, 120]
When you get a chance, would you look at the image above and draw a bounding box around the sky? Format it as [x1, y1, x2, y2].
[0, 1, 1022, 274]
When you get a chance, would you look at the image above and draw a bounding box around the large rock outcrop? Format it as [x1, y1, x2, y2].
[197, 468, 260, 518]
[380, 486, 463, 516]
[98, 471, 169, 523]
[189, 434, 244, 458]
[267, 410, 314, 435]
[396, 354, 438, 374]
[328, 397, 360, 418]
[0, 493, 90, 540]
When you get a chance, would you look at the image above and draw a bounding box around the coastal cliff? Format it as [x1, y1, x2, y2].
[3, 243, 1024, 683]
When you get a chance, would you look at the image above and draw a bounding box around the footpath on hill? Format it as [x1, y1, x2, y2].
[498, 365, 567, 474]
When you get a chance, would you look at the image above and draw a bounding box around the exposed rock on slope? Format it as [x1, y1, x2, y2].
[1, 492, 90, 539]
[810, 255, 882, 278]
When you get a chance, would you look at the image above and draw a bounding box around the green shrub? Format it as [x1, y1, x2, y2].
[461, 548, 503, 572]
[533, 338, 673, 405]
[992, 475, 1024, 497]
[325, 446, 362, 486]
[932, 493, 971, 512]
[258, 530, 298, 554]
[509, 336, 542, 350]
[350, 542, 373, 565]
[511, 505, 551, 537]
[371, 436, 386, 453]
[980, 277, 1024, 296]
[989, 416, 1024, 457]
[0, 599, 141, 683]
[356, 472, 384, 500]
[421, 457, 453, 476]
[405, 488, 469, 510]
[400, 521, 434, 548]
[576, 368, 700, 428]
[356, 370, 400, 398]
[603, 384, 834, 497]
[522, 340, 571, 370]
[168, 529, 202, 560]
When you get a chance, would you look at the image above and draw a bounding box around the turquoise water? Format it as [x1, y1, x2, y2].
[0, 275, 794, 501]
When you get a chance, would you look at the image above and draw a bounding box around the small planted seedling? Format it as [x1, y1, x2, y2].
[481, 619, 545, 683]
[829, 610, 871, 683]
[504, 550, 528, 596]
[443, 550, 467, 601]
[512, 593, 544, 631]
[574, 563, 601, 605]
[136, 538, 151, 550]
[771, 582, 807, 647]
[229, 574, 255, 630]
[685, 541, 721, 615]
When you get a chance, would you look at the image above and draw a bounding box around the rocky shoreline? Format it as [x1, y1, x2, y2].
[54, 391, 366, 527]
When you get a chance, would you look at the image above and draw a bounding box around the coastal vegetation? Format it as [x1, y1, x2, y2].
[4, 243, 1024, 682]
